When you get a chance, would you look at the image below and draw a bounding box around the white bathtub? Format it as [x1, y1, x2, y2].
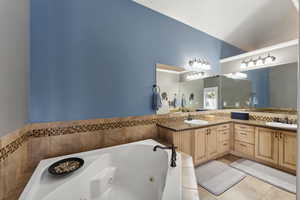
[20, 140, 182, 200]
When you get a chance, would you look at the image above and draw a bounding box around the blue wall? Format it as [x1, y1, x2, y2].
[246, 68, 270, 108]
[221, 42, 244, 59]
[30, 0, 243, 122]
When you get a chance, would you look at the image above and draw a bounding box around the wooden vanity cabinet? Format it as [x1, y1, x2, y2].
[158, 122, 296, 172]
[159, 124, 232, 166]
[194, 124, 231, 165]
[193, 127, 218, 164]
[278, 131, 297, 170]
[255, 128, 279, 165]
[172, 130, 194, 156]
[217, 124, 231, 155]
[206, 127, 218, 160]
[194, 128, 208, 164]
[255, 127, 297, 171]
[234, 124, 255, 158]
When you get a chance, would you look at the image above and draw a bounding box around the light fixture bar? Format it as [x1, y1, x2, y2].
[239, 53, 276, 69]
[187, 58, 211, 72]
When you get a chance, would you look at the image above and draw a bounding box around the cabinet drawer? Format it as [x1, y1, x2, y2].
[217, 124, 230, 131]
[235, 141, 254, 157]
[235, 124, 255, 132]
[218, 130, 230, 141]
[235, 129, 255, 144]
[218, 140, 230, 154]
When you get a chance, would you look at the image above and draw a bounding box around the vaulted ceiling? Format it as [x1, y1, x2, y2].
[134, 0, 298, 51]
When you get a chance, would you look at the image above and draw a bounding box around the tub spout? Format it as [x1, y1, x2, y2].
[153, 144, 177, 168]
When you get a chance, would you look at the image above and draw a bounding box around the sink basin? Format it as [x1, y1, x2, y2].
[265, 122, 297, 130]
[184, 119, 209, 125]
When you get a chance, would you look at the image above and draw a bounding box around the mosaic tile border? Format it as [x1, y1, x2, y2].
[0, 132, 30, 162]
[28, 117, 185, 138]
[249, 115, 277, 122]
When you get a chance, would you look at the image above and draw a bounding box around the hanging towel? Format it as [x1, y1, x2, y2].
[173, 95, 179, 108]
[153, 91, 162, 111]
[181, 95, 187, 108]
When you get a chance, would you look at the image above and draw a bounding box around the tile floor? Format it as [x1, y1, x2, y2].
[198, 155, 296, 200]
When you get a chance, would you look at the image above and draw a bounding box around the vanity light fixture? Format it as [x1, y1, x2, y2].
[186, 72, 206, 81]
[240, 53, 276, 69]
[188, 58, 211, 72]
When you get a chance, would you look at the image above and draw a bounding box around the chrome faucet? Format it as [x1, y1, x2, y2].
[153, 144, 177, 167]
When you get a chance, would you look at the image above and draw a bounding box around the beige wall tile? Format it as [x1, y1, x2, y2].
[79, 131, 105, 152]
[103, 128, 127, 147]
[49, 134, 82, 158]
[124, 125, 157, 143]
[28, 137, 50, 170]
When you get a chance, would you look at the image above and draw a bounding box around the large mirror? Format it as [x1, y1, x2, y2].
[155, 62, 298, 114]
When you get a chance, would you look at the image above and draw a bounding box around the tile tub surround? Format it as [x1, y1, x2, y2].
[0, 110, 297, 164]
[0, 110, 297, 200]
[181, 153, 200, 200]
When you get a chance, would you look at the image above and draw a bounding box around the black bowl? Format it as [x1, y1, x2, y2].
[48, 157, 84, 176]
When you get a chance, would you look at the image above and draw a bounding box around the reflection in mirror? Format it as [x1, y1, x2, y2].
[242, 62, 298, 113]
[155, 62, 297, 115]
[156, 64, 207, 114]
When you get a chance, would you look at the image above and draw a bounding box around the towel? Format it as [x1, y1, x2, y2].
[181, 96, 187, 108]
[153, 91, 162, 111]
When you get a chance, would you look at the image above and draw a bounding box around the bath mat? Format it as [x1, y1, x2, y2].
[195, 160, 246, 196]
[230, 159, 296, 193]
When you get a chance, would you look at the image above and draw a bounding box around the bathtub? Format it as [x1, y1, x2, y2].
[20, 140, 182, 200]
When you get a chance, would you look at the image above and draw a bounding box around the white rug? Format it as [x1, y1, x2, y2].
[195, 160, 246, 196]
[230, 159, 296, 193]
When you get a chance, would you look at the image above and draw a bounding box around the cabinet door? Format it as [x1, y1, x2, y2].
[207, 127, 218, 159]
[279, 131, 297, 170]
[218, 140, 230, 154]
[255, 128, 278, 164]
[194, 129, 207, 164]
[173, 131, 193, 156]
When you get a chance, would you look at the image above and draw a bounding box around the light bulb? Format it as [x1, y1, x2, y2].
[240, 61, 247, 68]
[197, 62, 202, 69]
[248, 60, 255, 67]
[265, 56, 272, 64]
[203, 62, 211, 70]
[256, 57, 263, 66]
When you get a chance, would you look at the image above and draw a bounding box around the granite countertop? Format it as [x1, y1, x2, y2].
[157, 118, 297, 132]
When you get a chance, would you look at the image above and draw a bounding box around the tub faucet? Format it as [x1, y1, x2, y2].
[153, 144, 177, 168]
